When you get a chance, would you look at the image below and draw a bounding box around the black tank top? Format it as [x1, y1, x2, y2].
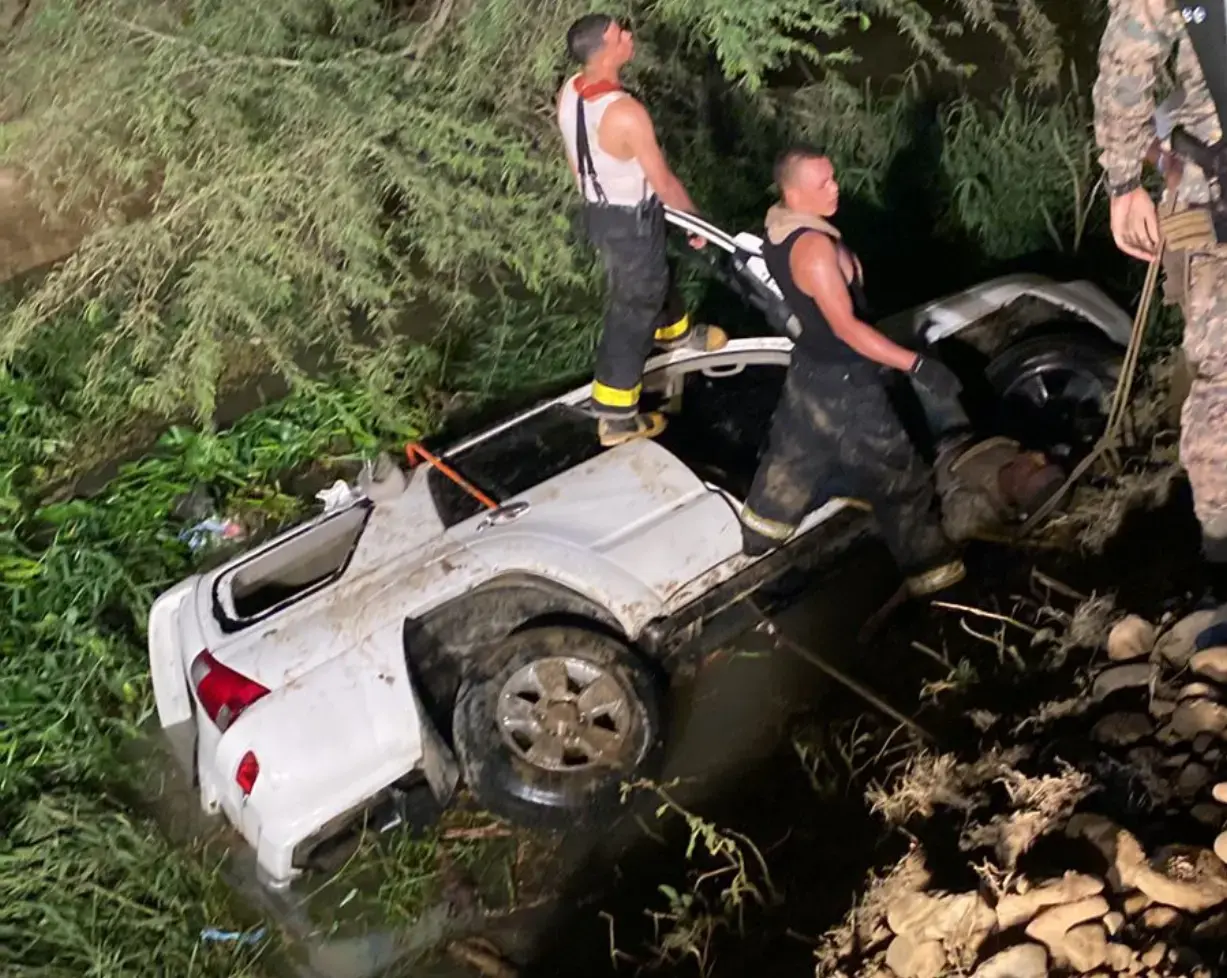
[763, 227, 870, 366]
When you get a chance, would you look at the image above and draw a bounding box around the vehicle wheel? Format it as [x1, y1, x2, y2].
[452, 626, 664, 828]
[984, 329, 1123, 467]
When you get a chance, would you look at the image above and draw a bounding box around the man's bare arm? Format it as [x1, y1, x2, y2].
[607, 98, 698, 213]
[792, 234, 918, 373]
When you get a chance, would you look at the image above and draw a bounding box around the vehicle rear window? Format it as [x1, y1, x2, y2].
[428, 404, 607, 527]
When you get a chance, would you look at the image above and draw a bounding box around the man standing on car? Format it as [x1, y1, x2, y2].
[1092, 0, 1227, 596]
[557, 13, 727, 447]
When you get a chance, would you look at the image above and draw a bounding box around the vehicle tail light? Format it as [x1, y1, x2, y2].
[236, 751, 260, 796]
[190, 650, 269, 732]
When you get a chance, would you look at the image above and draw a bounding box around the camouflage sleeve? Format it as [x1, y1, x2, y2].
[1092, 0, 1175, 191]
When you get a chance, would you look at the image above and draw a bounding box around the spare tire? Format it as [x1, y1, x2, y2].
[984, 329, 1123, 467]
[452, 626, 664, 828]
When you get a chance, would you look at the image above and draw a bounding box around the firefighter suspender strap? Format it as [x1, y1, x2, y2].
[574, 78, 620, 207]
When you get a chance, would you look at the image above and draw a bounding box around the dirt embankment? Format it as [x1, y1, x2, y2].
[0, 168, 88, 283]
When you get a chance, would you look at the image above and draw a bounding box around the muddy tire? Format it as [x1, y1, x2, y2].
[984, 329, 1122, 467]
[452, 626, 664, 828]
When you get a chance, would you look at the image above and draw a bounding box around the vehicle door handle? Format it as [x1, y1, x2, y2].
[476, 501, 531, 531]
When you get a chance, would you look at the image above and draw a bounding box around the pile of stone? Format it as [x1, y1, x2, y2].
[819, 609, 1227, 978]
[876, 808, 1227, 978]
[1090, 611, 1227, 862]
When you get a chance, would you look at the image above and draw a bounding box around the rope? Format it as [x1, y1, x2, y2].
[405, 441, 500, 511]
[1018, 241, 1166, 537]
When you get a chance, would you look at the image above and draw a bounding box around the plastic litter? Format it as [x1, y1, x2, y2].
[179, 517, 247, 553]
[200, 925, 267, 945]
[316, 479, 359, 512]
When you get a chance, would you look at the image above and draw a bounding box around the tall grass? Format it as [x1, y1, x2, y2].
[0, 370, 425, 977]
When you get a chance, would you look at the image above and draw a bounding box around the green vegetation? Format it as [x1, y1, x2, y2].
[0, 0, 1174, 974]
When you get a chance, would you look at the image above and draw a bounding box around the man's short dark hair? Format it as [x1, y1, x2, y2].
[567, 13, 614, 64]
[774, 144, 827, 191]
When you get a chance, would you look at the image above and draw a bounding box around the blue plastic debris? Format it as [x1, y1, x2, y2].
[179, 517, 246, 553]
[200, 926, 267, 945]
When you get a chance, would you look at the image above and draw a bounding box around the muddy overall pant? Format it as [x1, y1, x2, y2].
[740, 355, 957, 581]
[583, 197, 692, 418]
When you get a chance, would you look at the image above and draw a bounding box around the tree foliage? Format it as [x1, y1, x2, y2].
[0, 0, 1065, 423]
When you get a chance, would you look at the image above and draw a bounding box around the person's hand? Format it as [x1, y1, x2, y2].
[909, 355, 963, 401]
[1109, 186, 1160, 262]
[688, 233, 707, 250]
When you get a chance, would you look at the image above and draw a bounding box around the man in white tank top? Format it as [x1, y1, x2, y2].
[557, 13, 727, 447]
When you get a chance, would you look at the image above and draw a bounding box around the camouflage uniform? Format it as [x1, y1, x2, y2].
[1093, 0, 1227, 560]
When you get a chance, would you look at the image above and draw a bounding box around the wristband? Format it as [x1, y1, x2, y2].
[1108, 176, 1143, 198]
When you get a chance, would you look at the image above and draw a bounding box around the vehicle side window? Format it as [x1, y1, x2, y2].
[429, 404, 607, 528]
[652, 363, 787, 499]
[216, 502, 372, 630]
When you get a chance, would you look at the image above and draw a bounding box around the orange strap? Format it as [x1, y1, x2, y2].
[405, 442, 500, 511]
[574, 77, 621, 100]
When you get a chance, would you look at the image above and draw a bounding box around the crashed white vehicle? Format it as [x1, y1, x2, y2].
[148, 211, 1133, 889]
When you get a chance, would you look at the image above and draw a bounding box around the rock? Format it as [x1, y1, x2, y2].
[1121, 891, 1152, 916]
[1177, 762, 1213, 798]
[1163, 752, 1191, 769]
[1025, 897, 1110, 961]
[886, 891, 995, 954]
[1141, 905, 1182, 929]
[1170, 699, 1227, 739]
[1191, 646, 1227, 683]
[1105, 943, 1140, 974]
[1135, 845, 1227, 912]
[1155, 611, 1218, 667]
[1156, 724, 1187, 746]
[1206, 748, 1223, 762]
[1092, 713, 1153, 746]
[1066, 815, 1143, 892]
[1109, 616, 1158, 662]
[970, 943, 1048, 978]
[1057, 923, 1109, 973]
[886, 935, 946, 978]
[1093, 664, 1155, 702]
[1150, 698, 1176, 720]
[1103, 911, 1124, 936]
[1193, 733, 1215, 754]
[1191, 910, 1227, 940]
[1191, 804, 1224, 828]
[1178, 682, 1220, 702]
[1140, 943, 1166, 969]
[996, 874, 1105, 930]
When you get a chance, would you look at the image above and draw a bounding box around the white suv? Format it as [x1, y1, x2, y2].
[147, 219, 1132, 890]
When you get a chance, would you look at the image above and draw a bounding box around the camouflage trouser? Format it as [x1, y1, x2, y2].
[740, 355, 957, 577]
[1181, 250, 1227, 562]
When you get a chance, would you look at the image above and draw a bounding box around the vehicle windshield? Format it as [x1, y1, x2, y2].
[428, 403, 606, 527]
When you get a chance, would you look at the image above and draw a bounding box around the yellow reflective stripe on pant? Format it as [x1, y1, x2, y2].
[654, 313, 690, 343]
[739, 505, 796, 541]
[591, 380, 642, 409]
